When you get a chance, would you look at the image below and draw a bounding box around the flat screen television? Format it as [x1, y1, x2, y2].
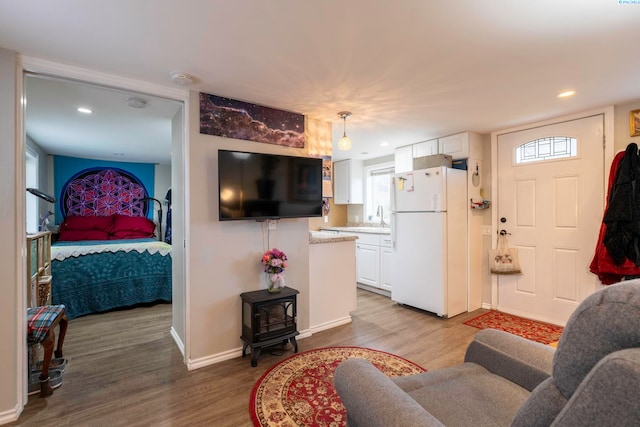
[218, 149, 323, 221]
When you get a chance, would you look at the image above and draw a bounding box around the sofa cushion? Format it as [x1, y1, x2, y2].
[394, 363, 529, 426]
[553, 280, 640, 399]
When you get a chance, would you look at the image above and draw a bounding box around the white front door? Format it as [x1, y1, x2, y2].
[497, 115, 604, 325]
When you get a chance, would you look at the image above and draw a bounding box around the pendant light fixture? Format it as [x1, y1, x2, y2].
[337, 111, 352, 151]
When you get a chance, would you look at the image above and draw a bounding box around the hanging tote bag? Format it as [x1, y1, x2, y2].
[489, 233, 522, 275]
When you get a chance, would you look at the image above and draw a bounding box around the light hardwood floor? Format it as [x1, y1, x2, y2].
[12, 290, 486, 427]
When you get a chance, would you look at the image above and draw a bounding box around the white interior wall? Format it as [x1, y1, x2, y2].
[614, 100, 640, 152]
[0, 47, 20, 422]
[171, 106, 187, 355]
[186, 90, 311, 365]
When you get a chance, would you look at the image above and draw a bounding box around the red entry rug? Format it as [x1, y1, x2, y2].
[464, 310, 564, 345]
[249, 346, 425, 427]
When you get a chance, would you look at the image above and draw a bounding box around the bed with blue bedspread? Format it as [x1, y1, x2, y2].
[51, 239, 172, 320]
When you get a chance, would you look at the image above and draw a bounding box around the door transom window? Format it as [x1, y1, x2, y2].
[515, 136, 577, 164]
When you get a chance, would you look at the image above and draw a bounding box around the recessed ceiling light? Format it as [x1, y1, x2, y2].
[77, 107, 93, 114]
[557, 90, 576, 98]
[380, 142, 389, 147]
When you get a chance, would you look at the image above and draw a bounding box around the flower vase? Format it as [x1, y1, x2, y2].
[266, 273, 284, 293]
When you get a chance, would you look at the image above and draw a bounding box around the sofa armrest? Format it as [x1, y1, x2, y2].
[334, 358, 445, 427]
[551, 348, 640, 426]
[464, 328, 555, 391]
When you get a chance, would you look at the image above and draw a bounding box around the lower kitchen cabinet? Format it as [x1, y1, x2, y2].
[380, 246, 393, 292]
[353, 232, 392, 292]
[356, 243, 380, 287]
[319, 228, 393, 292]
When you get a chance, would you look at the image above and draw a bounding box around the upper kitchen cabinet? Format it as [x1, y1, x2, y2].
[333, 159, 364, 204]
[413, 139, 439, 158]
[395, 132, 483, 173]
[438, 132, 483, 160]
[394, 145, 413, 173]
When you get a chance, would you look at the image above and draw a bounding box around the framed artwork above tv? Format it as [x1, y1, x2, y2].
[200, 93, 305, 148]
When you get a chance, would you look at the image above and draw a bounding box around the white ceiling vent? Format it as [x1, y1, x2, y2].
[170, 72, 194, 85]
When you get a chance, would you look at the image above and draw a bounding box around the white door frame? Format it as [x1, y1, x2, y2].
[14, 55, 191, 407]
[490, 106, 615, 308]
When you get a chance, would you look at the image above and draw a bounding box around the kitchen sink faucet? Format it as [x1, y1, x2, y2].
[376, 205, 386, 227]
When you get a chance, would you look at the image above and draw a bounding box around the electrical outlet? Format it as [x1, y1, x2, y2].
[324, 215, 329, 223]
[268, 220, 277, 230]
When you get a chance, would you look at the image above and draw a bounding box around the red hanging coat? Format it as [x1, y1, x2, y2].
[589, 149, 640, 284]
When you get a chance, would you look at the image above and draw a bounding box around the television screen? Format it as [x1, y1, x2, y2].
[218, 150, 323, 221]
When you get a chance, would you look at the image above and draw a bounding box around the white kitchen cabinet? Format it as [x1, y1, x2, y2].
[321, 228, 393, 292]
[394, 145, 413, 173]
[353, 232, 392, 291]
[438, 132, 483, 160]
[395, 132, 483, 171]
[380, 240, 394, 292]
[333, 159, 364, 204]
[356, 243, 380, 287]
[413, 139, 439, 158]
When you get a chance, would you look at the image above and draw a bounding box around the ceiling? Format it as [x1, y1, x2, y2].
[2, 1, 640, 162]
[25, 75, 181, 165]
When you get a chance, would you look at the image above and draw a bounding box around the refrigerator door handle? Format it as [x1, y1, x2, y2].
[391, 177, 396, 212]
[391, 212, 397, 248]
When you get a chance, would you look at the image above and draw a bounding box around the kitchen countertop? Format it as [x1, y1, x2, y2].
[309, 231, 358, 244]
[319, 226, 391, 235]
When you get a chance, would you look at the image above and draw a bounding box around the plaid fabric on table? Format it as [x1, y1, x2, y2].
[27, 305, 66, 343]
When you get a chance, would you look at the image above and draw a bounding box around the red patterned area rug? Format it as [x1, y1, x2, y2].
[249, 346, 425, 427]
[464, 310, 564, 344]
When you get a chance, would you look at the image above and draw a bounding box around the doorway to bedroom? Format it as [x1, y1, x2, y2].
[22, 71, 186, 370]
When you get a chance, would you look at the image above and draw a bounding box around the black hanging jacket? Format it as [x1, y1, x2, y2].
[603, 143, 640, 265]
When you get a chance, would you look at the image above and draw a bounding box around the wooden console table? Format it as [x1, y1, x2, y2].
[240, 286, 299, 367]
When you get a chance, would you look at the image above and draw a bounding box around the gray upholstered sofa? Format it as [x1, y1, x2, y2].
[334, 280, 640, 426]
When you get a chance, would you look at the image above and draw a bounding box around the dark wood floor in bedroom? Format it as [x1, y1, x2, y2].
[11, 290, 486, 427]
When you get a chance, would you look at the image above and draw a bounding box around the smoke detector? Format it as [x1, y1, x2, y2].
[170, 72, 195, 85]
[126, 97, 147, 109]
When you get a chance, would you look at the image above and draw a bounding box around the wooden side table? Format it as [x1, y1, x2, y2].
[240, 286, 299, 367]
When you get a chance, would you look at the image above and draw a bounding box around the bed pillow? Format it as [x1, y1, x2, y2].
[62, 215, 115, 232]
[58, 228, 111, 241]
[110, 214, 155, 239]
[111, 230, 154, 239]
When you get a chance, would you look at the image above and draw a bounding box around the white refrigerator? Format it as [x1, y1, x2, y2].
[390, 166, 468, 318]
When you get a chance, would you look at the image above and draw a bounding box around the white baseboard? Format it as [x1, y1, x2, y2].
[185, 324, 337, 370]
[481, 303, 492, 310]
[309, 316, 352, 334]
[297, 328, 312, 340]
[170, 326, 185, 357]
[188, 347, 243, 371]
[0, 403, 21, 425]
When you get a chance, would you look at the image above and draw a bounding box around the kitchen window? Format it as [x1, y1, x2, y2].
[364, 162, 394, 226]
